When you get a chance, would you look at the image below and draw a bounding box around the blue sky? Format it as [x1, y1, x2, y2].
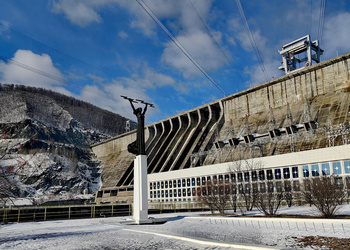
[1, 0, 350, 123]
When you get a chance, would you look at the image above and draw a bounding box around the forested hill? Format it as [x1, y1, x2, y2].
[0, 83, 128, 139]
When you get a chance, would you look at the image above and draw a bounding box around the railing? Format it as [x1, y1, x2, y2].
[1, 203, 132, 224]
[1, 201, 209, 224]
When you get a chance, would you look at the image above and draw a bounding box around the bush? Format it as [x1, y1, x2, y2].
[302, 175, 345, 218]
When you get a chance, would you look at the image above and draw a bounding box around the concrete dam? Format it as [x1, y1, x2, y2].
[92, 52, 350, 203]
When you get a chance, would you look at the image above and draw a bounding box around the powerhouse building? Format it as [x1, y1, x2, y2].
[92, 51, 350, 204]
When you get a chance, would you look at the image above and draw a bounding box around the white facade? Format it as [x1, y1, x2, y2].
[148, 145, 350, 202]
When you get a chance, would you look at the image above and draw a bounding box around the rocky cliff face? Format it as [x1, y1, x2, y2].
[0, 84, 127, 205]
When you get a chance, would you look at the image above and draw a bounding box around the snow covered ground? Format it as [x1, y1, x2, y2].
[1, 204, 350, 249]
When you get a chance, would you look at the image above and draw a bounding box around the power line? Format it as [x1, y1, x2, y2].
[234, 0, 270, 83]
[317, 0, 327, 44]
[136, 0, 227, 96]
[8, 27, 119, 80]
[189, 0, 233, 70]
[0, 54, 120, 103]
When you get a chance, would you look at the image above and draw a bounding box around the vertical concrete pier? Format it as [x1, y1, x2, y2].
[133, 154, 149, 224]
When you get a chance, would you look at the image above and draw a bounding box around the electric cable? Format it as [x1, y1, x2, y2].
[188, 0, 246, 86]
[0, 54, 120, 103]
[136, 0, 227, 96]
[317, 0, 327, 44]
[8, 27, 120, 80]
[234, 0, 270, 82]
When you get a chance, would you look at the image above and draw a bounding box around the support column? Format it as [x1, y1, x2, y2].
[133, 154, 149, 224]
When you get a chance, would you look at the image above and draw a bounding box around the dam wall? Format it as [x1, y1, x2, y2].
[92, 52, 350, 202]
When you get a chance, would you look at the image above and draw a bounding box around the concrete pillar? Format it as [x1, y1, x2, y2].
[133, 154, 148, 224]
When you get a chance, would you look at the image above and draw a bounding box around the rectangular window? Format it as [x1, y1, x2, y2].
[219, 175, 223, 181]
[322, 163, 330, 175]
[283, 168, 290, 179]
[303, 165, 309, 177]
[197, 177, 201, 186]
[187, 188, 191, 196]
[225, 174, 230, 182]
[259, 183, 266, 193]
[275, 169, 281, 179]
[202, 177, 206, 185]
[157, 191, 160, 198]
[293, 180, 300, 191]
[267, 170, 273, 180]
[311, 164, 320, 176]
[284, 181, 292, 192]
[178, 179, 181, 187]
[150, 191, 153, 198]
[192, 178, 195, 186]
[231, 173, 236, 182]
[183, 189, 186, 197]
[157, 182, 160, 189]
[244, 172, 250, 182]
[187, 178, 191, 186]
[153, 191, 156, 197]
[161, 190, 164, 198]
[252, 183, 258, 193]
[259, 170, 265, 181]
[173, 189, 177, 197]
[335, 177, 344, 189]
[237, 172, 243, 182]
[111, 190, 118, 196]
[267, 182, 274, 193]
[178, 189, 181, 197]
[238, 184, 243, 194]
[153, 182, 156, 189]
[332, 162, 342, 175]
[173, 180, 176, 188]
[344, 160, 350, 174]
[150, 183, 152, 190]
[276, 182, 282, 192]
[207, 176, 211, 182]
[161, 181, 164, 188]
[251, 171, 258, 181]
[245, 184, 250, 194]
[165, 181, 168, 188]
[182, 179, 186, 187]
[292, 167, 299, 178]
[213, 175, 217, 184]
[165, 190, 168, 197]
[169, 190, 172, 197]
[169, 180, 172, 188]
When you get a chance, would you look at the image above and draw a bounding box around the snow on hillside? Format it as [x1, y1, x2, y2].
[0, 151, 101, 206]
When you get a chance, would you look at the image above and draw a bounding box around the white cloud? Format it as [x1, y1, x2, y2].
[162, 31, 227, 78]
[118, 31, 128, 38]
[0, 50, 66, 89]
[323, 12, 350, 58]
[0, 20, 10, 35]
[51, 0, 117, 27]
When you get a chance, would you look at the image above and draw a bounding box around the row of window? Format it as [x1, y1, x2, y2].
[150, 161, 350, 191]
[302, 161, 350, 177]
[150, 177, 350, 201]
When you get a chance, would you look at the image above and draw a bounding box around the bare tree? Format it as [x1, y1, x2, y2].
[255, 181, 284, 216]
[229, 158, 264, 214]
[196, 180, 230, 215]
[302, 175, 345, 218]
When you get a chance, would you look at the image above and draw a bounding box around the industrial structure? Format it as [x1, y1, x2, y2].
[92, 50, 350, 204]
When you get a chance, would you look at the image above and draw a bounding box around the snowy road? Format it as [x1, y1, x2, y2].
[1, 205, 350, 249]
